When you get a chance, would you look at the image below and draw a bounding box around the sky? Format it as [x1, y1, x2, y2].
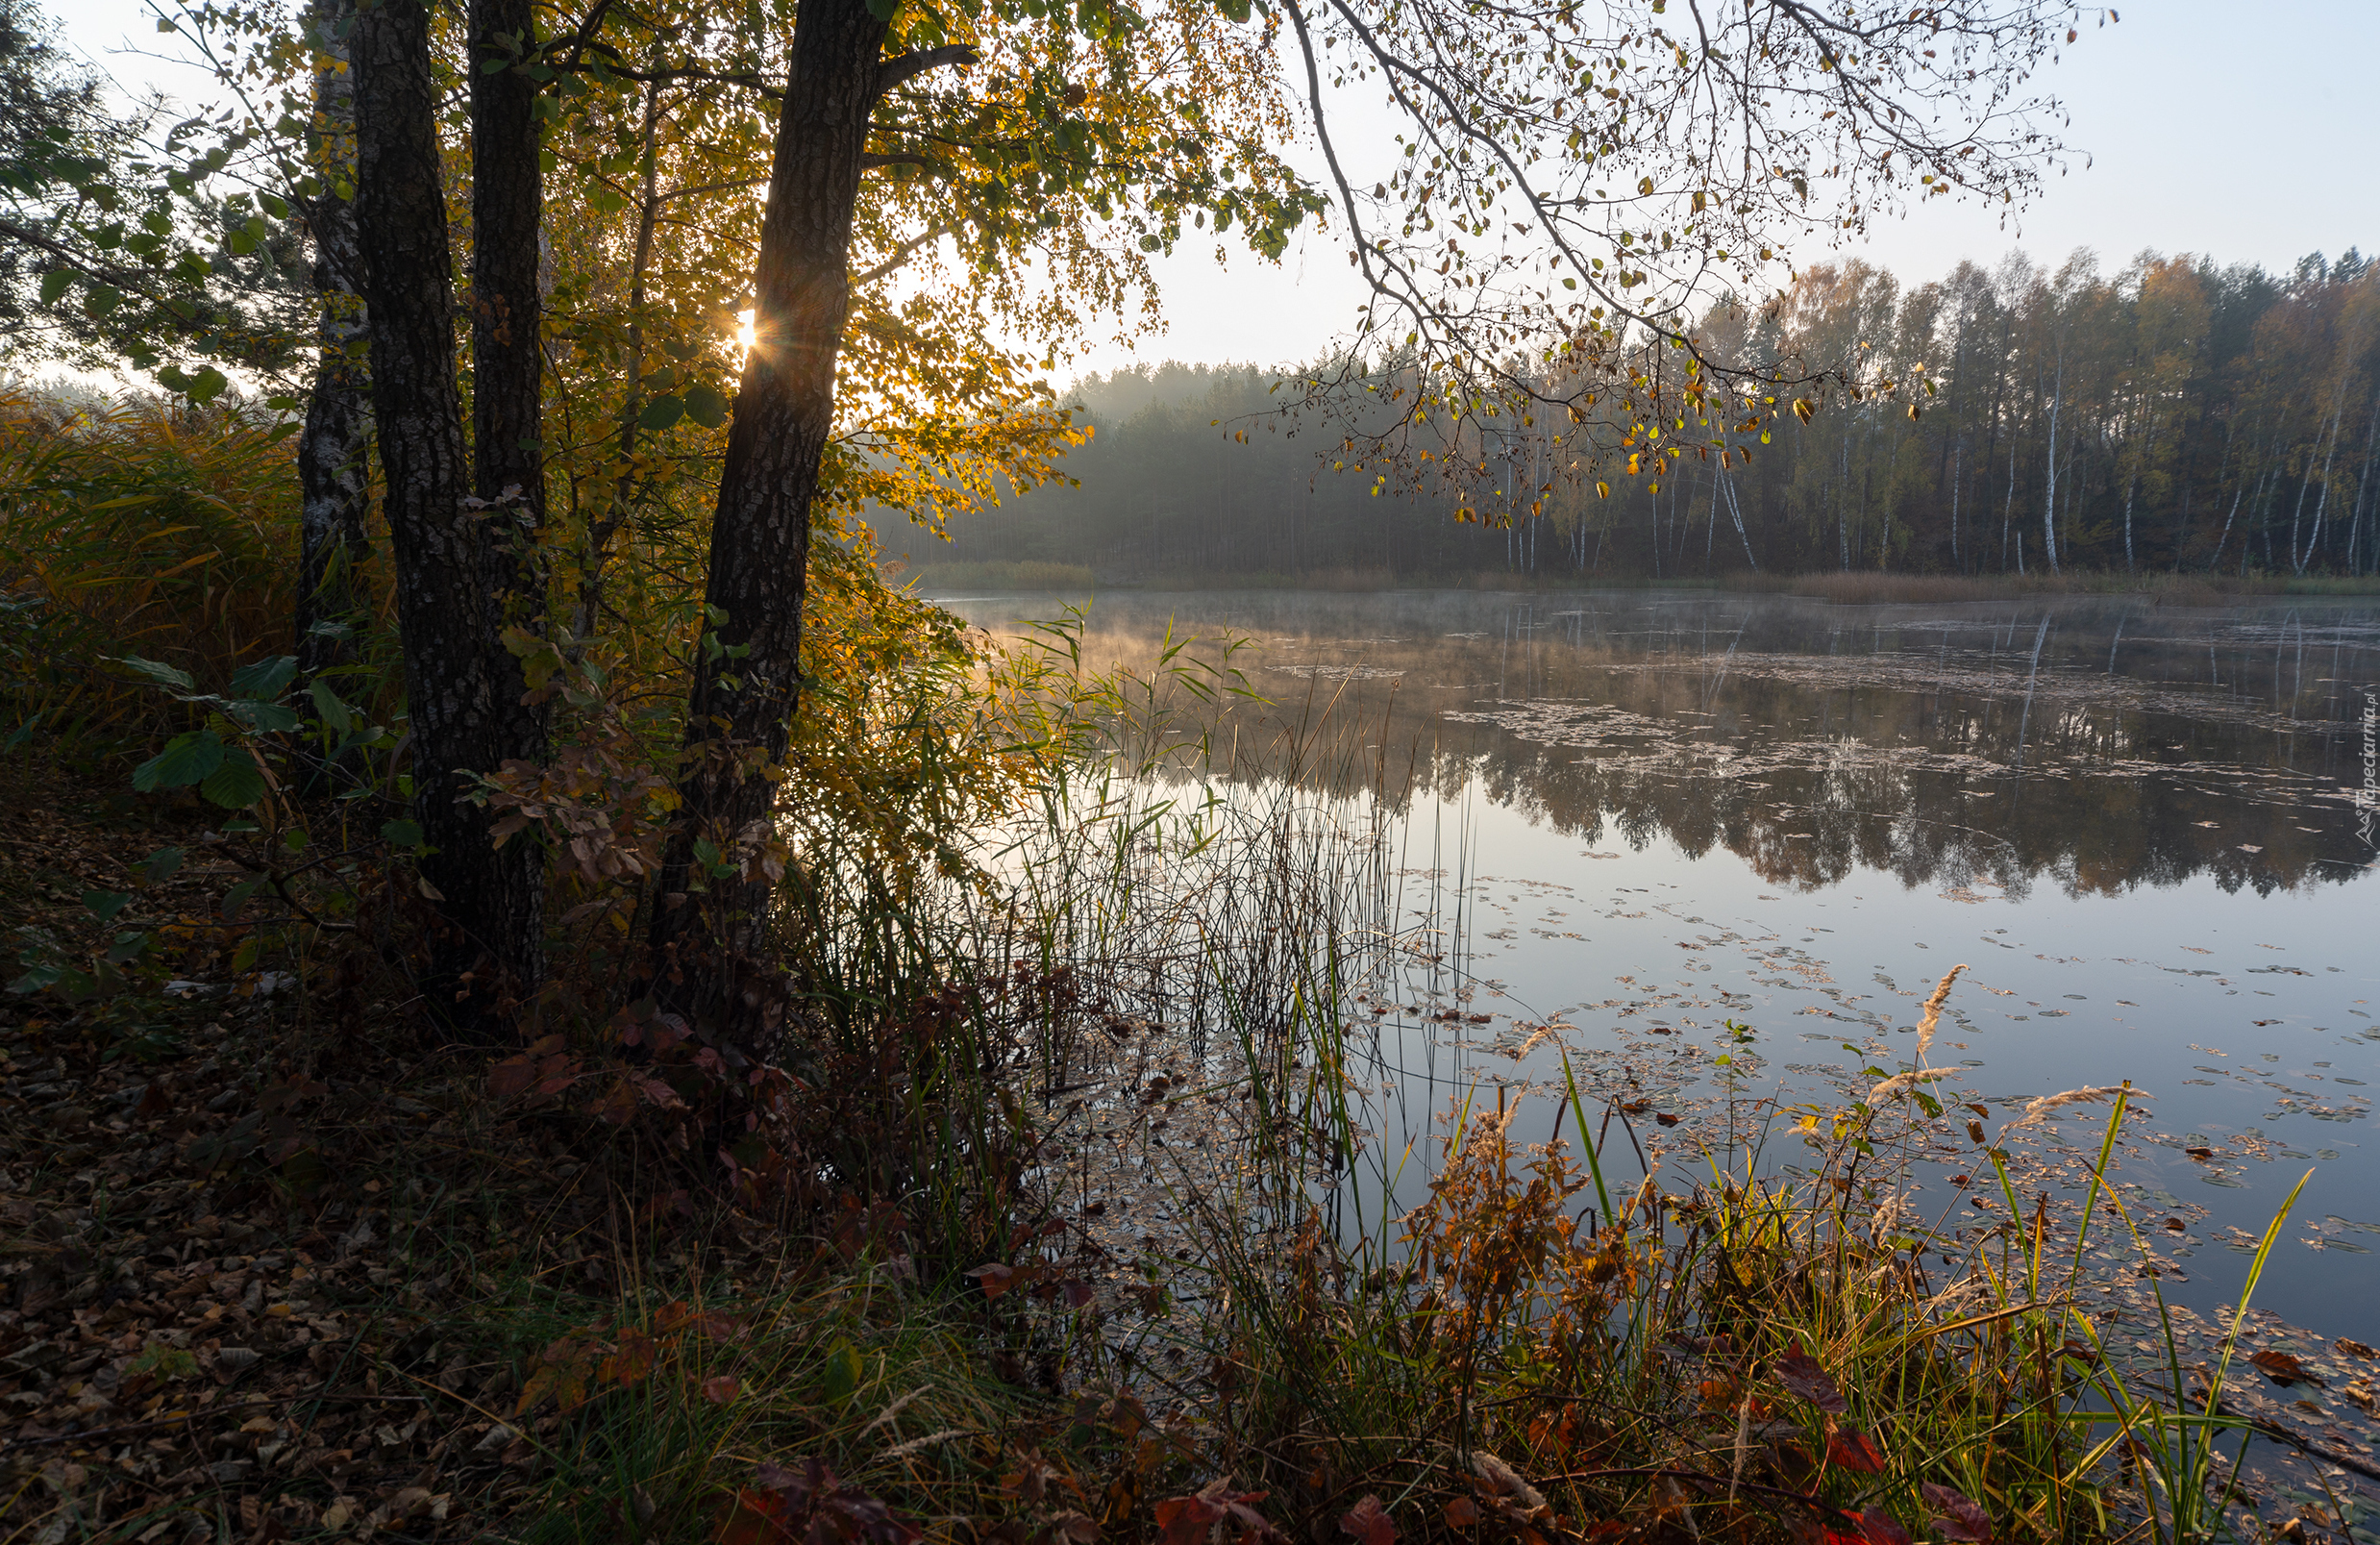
[48, 0, 2380, 381]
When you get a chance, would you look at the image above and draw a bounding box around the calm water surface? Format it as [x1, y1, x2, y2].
[941, 586, 2380, 1337]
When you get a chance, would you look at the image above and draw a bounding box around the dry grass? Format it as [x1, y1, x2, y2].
[0, 389, 338, 751]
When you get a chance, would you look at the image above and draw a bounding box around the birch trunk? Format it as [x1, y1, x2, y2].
[294, 0, 370, 690]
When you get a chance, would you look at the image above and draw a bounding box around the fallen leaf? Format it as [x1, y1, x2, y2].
[1338, 1494, 1396, 1545]
[2249, 1350, 2323, 1387]
[704, 1373, 741, 1405]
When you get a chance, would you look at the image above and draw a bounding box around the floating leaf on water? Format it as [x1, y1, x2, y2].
[2248, 1350, 2322, 1387]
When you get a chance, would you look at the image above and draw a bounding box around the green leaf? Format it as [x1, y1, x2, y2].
[134, 730, 225, 791]
[115, 656, 195, 692]
[820, 1339, 862, 1406]
[142, 847, 186, 885]
[381, 818, 424, 848]
[682, 383, 730, 429]
[224, 698, 301, 734]
[230, 655, 298, 699]
[82, 889, 134, 923]
[171, 365, 229, 406]
[200, 755, 267, 810]
[309, 679, 353, 733]
[128, 1343, 199, 1380]
[638, 395, 685, 431]
[37, 268, 73, 306]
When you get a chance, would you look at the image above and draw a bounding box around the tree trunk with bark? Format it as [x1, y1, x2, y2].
[647, 0, 973, 1032]
[353, 0, 533, 1025]
[468, 0, 550, 994]
[294, 0, 371, 690]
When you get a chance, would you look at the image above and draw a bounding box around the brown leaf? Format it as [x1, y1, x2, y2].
[1443, 1499, 1481, 1530]
[967, 1262, 1018, 1301]
[602, 1330, 657, 1387]
[2250, 1350, 2323, 1387]
[1338, 1495, 1395, 1545]
[1773, 1351, 1847, 1412]
[1921, 1483, 1991, 1543]
[703, 1374, 741, 1406]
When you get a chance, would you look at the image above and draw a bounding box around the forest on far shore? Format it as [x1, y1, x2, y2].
[882, 247, 2380, 585]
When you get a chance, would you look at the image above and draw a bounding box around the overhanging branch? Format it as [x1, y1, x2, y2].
[875, 45, 978, 99]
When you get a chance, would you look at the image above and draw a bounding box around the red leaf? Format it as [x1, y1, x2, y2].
[1773, 1352, 1847, 1413]
[1827, 1429, 1887, 1474]
[487, 1055, 539, 1103]
[1338, 1495, 1396, 1545]
[1921, 1483, 1991, 1544]
[1154, 1495, 1221, 1545]
[1857, 1511, 1912, 1545]
[968, 1262, 1018, 1301]
[715, 1488, 791, 1545]
[1443, 1499, 1481, 1530]
[704, 1374, 741, 1406]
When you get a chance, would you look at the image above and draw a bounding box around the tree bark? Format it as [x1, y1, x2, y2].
[649, 0, 893, 1014]
[353, 0, 530, 1025]
[468, 0, 550, 993]
[294, 0, 371, 690]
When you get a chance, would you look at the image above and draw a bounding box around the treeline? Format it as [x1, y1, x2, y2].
[892, 248, 2380, 582]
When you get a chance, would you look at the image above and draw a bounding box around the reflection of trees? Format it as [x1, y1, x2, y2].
[1035, 593, 2378, 899]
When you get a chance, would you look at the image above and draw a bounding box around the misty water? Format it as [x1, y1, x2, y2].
[940, 586, 2380, 1341]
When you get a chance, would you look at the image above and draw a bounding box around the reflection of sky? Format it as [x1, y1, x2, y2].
[954, 587, 2380, 1337]
[1376, 786, 2379, 1336]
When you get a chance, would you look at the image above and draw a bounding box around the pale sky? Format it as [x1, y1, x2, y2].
[50, 0, 2380, 379]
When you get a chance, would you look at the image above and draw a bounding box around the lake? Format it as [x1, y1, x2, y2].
[938, 586, 2380, 1346]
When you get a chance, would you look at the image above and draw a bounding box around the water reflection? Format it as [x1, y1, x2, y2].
[944, 586, 2380, 1341]
[949, 589, 2379, 899]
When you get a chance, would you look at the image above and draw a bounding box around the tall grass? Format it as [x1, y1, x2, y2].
[0, 388, 318, 749]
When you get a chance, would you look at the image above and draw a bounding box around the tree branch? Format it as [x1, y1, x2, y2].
[875, 45, 978, 99]
[851, 224, 954, 287]
[0, 214, 175, 308]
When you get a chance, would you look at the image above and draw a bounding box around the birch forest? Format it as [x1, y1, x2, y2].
[914, 247, 2380, 581]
